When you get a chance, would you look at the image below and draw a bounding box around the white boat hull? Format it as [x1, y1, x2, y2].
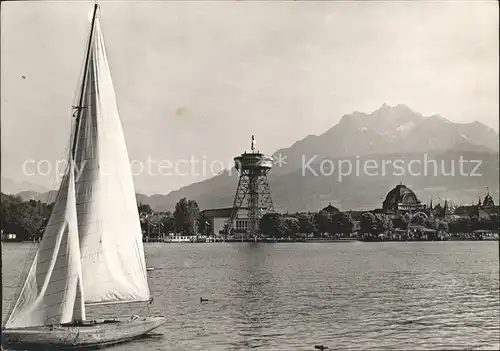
[1, 316, 166, 350]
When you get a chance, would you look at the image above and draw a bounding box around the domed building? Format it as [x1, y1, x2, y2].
[321, 203, 340, 214]
[382, 183, 423, 214]
[478, 188, 498, 215]
[483, 190, 495, 208]
[452, 188, 498, 217]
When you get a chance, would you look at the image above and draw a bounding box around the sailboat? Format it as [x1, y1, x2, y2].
[1, 4, 166, 349]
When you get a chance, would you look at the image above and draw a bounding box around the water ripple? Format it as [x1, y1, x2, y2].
[2, 242, 499, 350]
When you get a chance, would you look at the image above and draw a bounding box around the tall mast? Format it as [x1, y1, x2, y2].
[71, 3, 99, 160]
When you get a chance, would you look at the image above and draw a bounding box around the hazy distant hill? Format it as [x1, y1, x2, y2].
[15, 189, 152, 207]
[12, 104, 500, 213]
[1, 177, 48, 195]
[15, 190, 58, 203]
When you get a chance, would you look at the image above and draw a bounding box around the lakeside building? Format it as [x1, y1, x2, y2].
[199, 184, 497, 234]
[378, 182, 498, 220]
[201, 205, 307, 236]
[200, 207, 250, 235]
[453, 190, 499, 218]
[382, 183, 425, 214]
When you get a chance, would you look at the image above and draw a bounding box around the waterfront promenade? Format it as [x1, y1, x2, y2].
[3, 232, 498, 244]
[141, 232, 498, 243]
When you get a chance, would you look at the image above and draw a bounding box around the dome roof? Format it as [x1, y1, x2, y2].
[321, 203, 340, 214]
[483, 193, 495, 207]
[383, 183, 420, 210]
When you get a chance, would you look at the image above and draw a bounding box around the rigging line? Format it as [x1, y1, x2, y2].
[127, 298, 154, 317]
[72, 3, 99, 161]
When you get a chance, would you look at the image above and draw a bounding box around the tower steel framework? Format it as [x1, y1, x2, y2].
[226, 136, 274, 238]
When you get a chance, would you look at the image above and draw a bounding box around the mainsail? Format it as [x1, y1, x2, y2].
[5, 163, 85, 329]
[72, 16, 150, 305]
[6, 10, 150, 329]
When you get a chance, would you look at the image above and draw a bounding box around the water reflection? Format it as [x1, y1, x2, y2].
[228, 244, 279, 350]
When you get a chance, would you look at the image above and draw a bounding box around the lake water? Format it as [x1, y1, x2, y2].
[2, 242, 499, 350]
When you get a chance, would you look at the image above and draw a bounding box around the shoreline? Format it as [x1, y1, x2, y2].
[2, 238, 498, 244]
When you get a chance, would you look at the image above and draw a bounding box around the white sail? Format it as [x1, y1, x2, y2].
[73, 17, 150, 305]
[5, 163, 85, 329]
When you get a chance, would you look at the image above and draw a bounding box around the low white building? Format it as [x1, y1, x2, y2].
[200, 207, 249, 235]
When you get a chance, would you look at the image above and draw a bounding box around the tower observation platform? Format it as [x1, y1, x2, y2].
[226, 135, 275, 238]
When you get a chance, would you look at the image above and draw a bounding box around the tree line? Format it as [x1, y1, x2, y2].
[0, 193, 202, 241]
[1, 192, 498, 241]
[1, 194, 52, 241]
[258, 210, 499, 238]
[138, 197, 201, 237]
[259, 211, 354, 238]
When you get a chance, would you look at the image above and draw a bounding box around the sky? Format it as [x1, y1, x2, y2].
[1, 0, 498, 195]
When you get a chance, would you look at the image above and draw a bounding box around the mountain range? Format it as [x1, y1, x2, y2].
[1, 178, 48, 196]
[4, 104, 499, 212]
